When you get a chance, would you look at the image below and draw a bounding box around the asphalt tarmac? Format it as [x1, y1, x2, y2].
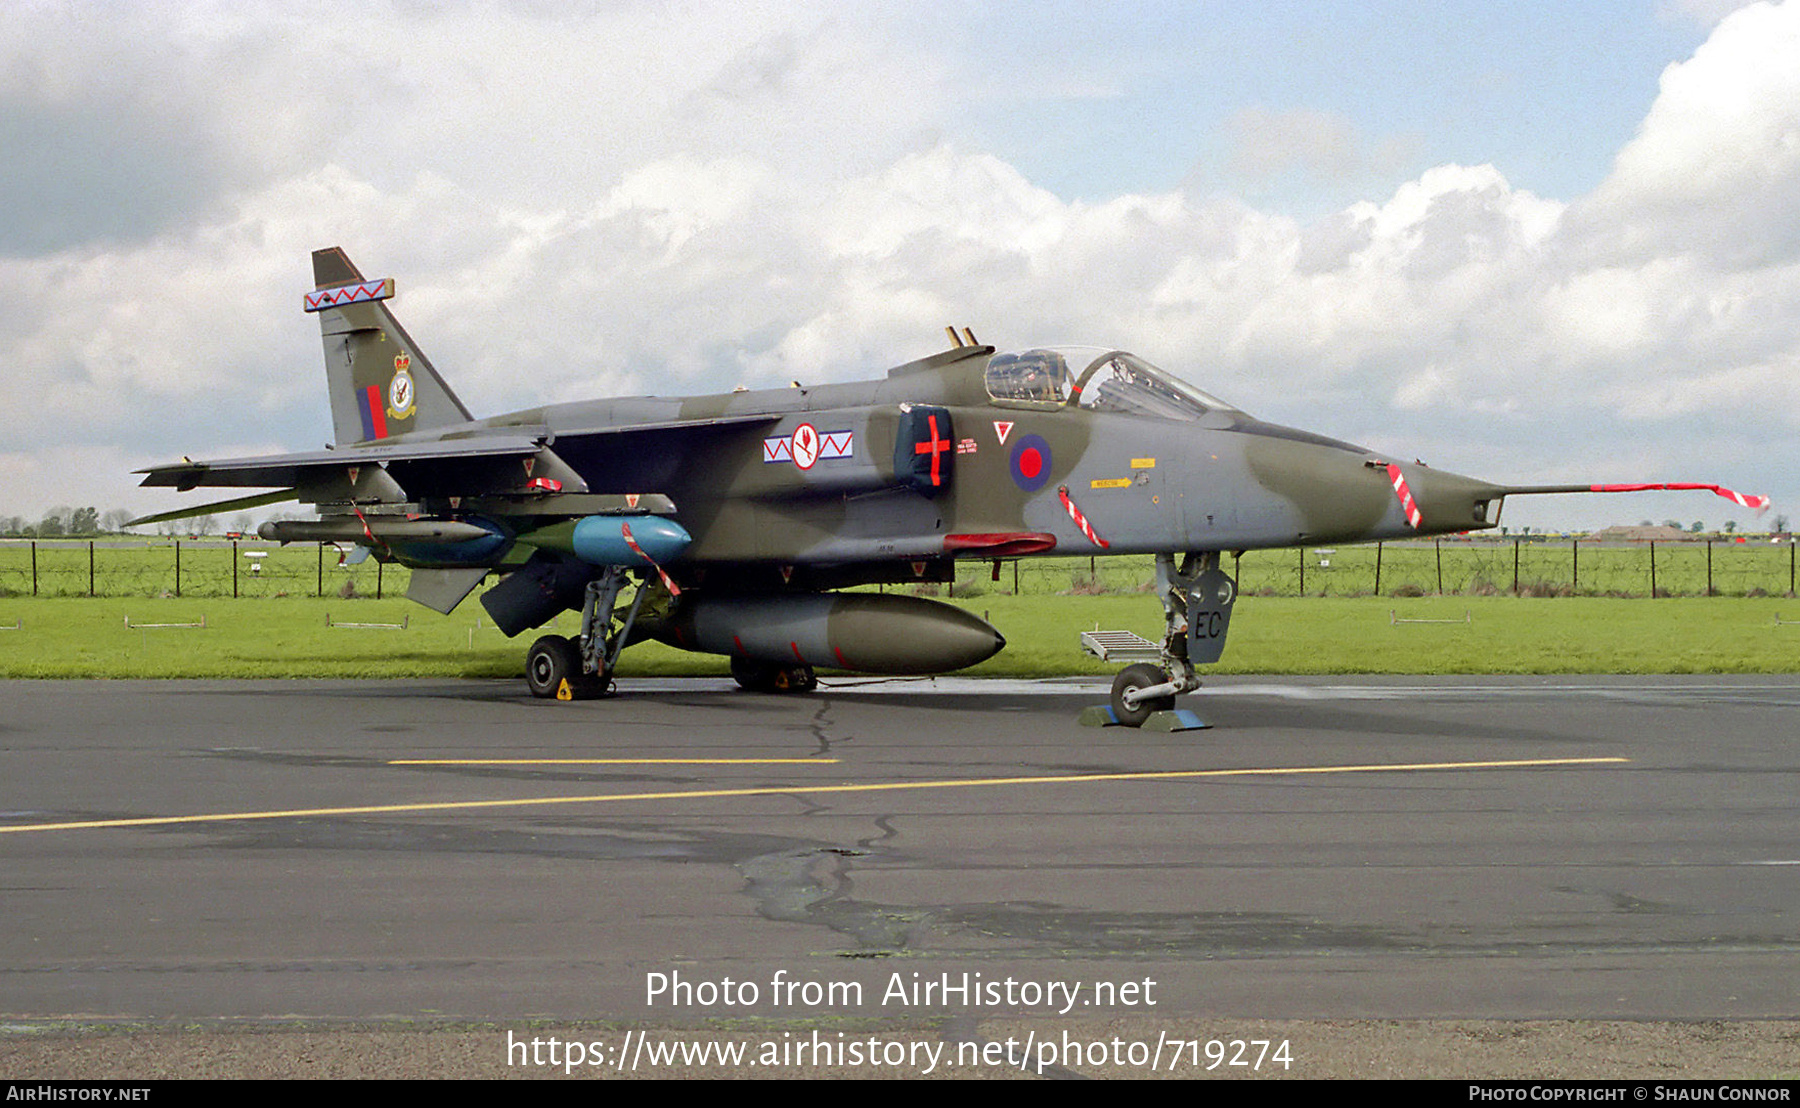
[3, 675, 1799, 1077]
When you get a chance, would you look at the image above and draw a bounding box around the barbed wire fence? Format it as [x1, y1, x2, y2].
[3, 537, 1796, 601]
[0, 541, 409, 599]
[938, 539, 1799, 600]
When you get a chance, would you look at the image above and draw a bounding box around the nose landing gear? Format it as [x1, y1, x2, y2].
[1081, 551, 1236, 730]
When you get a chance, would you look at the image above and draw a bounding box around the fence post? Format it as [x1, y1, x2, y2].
[89, 540, 96, 597]
[31, 540, 37, 596]
[1706, 539, 1713, 596]
[232, 539, 239, 598]
[1434, 538, 1443, 594]
[317, 543, 324, 597]
[1013, 560, 1019, 595]
[1649, 540, 1657, 597]
[1298, 546, 1305, 596]
[1572, 539, 1579, 592]
[1512, 540, 1520, 595]
[1374, 542, 1383, 596]
[174, 540, 181, 599]
[377, 559, 383, 599]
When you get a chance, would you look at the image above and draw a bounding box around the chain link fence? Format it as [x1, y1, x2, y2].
[937, 539, 1799, 599]
[0, 541, 409, 599]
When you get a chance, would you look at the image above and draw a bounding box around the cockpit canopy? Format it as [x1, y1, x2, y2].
[983, 347, 1242, 419]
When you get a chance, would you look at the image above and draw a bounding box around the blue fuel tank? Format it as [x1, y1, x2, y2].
[570, 515, 693, 567]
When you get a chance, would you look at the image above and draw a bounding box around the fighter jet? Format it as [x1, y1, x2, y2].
[135, 248, 1770, 725]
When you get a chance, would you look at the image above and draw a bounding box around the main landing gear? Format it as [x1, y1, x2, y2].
[1081, 551, 1236, 730]
[729, 656, 819, 694]
[525, 566, 652, 700]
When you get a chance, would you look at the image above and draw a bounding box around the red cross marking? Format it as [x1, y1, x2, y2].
[914, 414, 951, 486]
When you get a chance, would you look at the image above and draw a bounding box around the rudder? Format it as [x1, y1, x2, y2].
[308, 247, 473, 445]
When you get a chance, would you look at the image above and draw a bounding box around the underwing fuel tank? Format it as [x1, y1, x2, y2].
[646, 592, 1005, 675]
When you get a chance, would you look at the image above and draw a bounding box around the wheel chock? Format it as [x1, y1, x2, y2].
[1078, 705, 1122, 727]
[1142, 708, 1210, 732]
[555, 679, 575, 701]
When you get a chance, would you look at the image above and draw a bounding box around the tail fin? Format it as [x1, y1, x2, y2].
[307, 247, 473, 445]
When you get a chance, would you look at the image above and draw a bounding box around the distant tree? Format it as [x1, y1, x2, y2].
[1723, 520, 1737, 534]
[100, 508, 134, 533]
[1639, 520, 1653, 528]
[1773, 514, 1790, 534]
[1690, 521, 1704, 533]
[36, 514, 65, 537]
[1663, 519, 1682, 530]
[68, 507, 99, 535]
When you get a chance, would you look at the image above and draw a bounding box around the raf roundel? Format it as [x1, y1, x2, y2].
[1009, 433, 1052, 492]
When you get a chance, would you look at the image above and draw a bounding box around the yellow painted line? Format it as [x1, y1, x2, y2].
[387, 758, 839, 766]
[0, 757, 1626, 836]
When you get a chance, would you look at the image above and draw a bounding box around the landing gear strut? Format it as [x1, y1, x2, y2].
[526, 565, 654, 700]
[1093, 551, 1236, 729]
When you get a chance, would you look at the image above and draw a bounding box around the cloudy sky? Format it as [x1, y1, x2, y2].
[2, 0, 1795, 532]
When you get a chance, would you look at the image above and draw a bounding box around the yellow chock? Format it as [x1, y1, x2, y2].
[556, 679, 574, 701]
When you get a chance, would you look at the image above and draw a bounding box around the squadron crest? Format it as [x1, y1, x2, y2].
[387, 352, 417, 421]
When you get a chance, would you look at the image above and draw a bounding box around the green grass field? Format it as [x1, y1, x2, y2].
[1, 593, 1794, 679]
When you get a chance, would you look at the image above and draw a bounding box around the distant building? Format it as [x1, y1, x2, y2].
[1589, 524, 1692, 542]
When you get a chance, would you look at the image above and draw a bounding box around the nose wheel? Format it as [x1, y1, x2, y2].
[1110, 663, 1175, 726]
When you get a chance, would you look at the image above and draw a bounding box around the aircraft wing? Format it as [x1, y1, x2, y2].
[138, 435, 549, 490]
[137, 414, 779, 493]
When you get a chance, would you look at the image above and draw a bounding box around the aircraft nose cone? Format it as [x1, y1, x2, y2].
[1401, 465, 1506, 533]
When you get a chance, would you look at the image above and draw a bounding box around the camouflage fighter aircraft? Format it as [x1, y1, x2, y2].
[134, 249, 1771, 725]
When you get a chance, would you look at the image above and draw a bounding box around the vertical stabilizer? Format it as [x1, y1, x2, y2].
[307, 247, 473, 445]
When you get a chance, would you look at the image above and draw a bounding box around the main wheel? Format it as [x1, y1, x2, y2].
[1110, 663, 1173, 727]
[526, 635, 582, 699]
[773, 665, 818, 693]
[731, 657, 818, 694]
[730, 656, 779, 692]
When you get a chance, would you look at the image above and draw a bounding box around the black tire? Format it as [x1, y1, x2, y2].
[1110, 663, 1173, 727]
[526, 635, 582, 699]
[774, 665, 818, 693]
[731, 656, 779, 692]
[731, 658, 817, 694]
